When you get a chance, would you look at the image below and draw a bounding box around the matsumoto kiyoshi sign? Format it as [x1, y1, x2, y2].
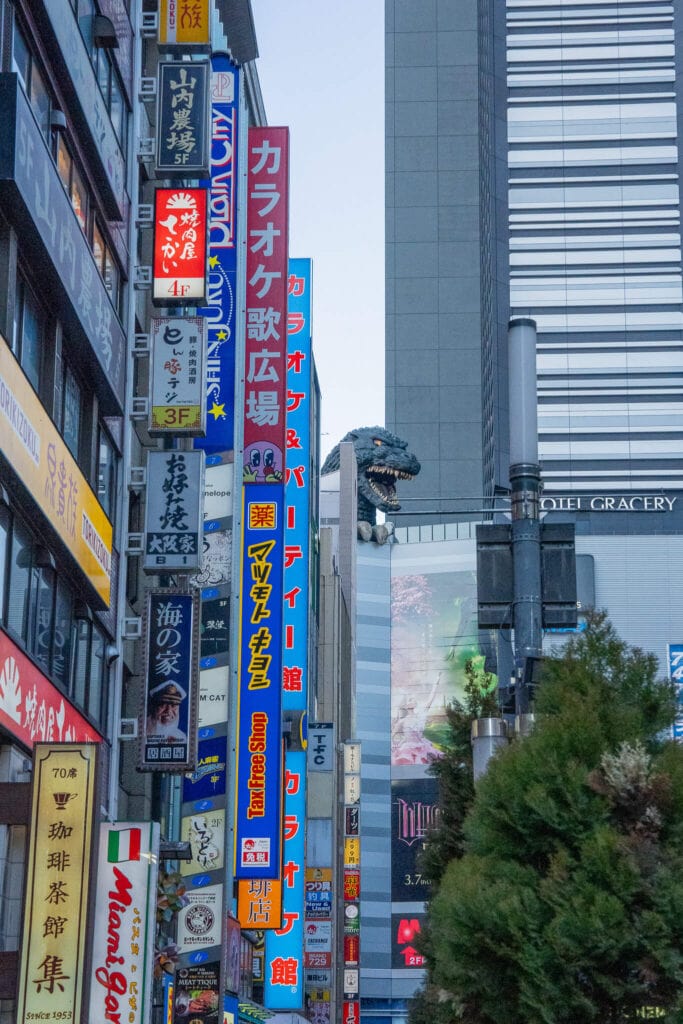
[540, 494, 677, 512]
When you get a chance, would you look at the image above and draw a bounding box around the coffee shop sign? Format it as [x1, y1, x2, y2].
[540, 495, 677, 513]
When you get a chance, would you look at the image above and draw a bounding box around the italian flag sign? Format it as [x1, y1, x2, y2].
[108, 827, 142, 862]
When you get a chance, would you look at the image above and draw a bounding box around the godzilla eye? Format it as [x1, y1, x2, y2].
[373, 439, 382, 446]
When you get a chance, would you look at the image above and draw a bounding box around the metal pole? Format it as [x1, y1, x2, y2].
[508, 317, 543, 718]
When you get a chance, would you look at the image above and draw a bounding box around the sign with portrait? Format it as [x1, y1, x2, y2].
[140, 590, 198, 771]
[17, 744, 98, 1024]
[149, 317, 207, 435]
[144, 450, 204, 573]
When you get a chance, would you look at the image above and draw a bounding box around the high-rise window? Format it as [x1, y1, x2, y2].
[12, 277, 43, 392]
[97, 424, 118, 524]
[62, 364, 82, 461]
[12, 18, 52, 141]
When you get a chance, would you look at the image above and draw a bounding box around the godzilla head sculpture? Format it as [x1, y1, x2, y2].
[321, 426, 421, 527]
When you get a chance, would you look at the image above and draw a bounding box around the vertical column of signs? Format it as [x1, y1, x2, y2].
[172, 57, 242, 1012]
[234, 127, 290, 884]
[264, 259, 313, 1008]
[342, 743, 362, 1024]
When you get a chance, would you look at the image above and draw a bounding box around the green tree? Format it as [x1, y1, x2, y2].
[416, 614, 683, 1024]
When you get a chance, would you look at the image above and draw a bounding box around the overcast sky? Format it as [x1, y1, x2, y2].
[251, 1, 385, 460]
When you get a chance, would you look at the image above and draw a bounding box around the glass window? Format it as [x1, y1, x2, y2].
[103, 248, 119, 309]
[30, 61, 50, 138]
[11, 21, 30, 89]
[29, 564, 55, 671]
[53, 580, 73, 690]
[62, 365, 82, 459]
[13, 278, 43, 392]
[71, 163, 88, 233]
[71, 618, 90, 710]
[97, 425, 118, 523]
[7, 520, 31, 643]
[110, 72, 125, 148]
[92, 221, 105, 274]
[0, 504, 9, 625]
[89, 625, 106, 723]
[56, 134, 71, 190]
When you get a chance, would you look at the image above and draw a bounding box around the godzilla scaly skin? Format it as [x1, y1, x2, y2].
[321, 426, 421, 526]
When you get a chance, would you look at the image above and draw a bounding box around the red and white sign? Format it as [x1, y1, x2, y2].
[304, 951, 332, 969]
[153, 187, 208, 304]
[89, 822, 160, 1024]
[342, 1001, 360, 1024]
[0, 629, 101, 747]
[243, 127, 289, 480]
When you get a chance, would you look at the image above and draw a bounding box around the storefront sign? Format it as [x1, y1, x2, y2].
[159, 0, 210, 46]
[0, 332, 112, 605]
[17, 744, 98, 1024]
[343, 870, 360, 902]
[342, 1003, 359, 1024]
[144, 450, 204, 572]
[234, 484, 284, 879]
[0, 629, 101, 747]
[150, 317, 207, 435]
[177, 884, 223, 952]
[173, 962, 220, 1023]
[308, 724, 333, 771]
[344, 743, 361, 774]
[194, 56, 240, 453]
[89, 822, 160, 1024]
[344, 839, 360, 869]
[345, 805, 359, 836]
[140, 590, 198, 770]
[157, 60, 210, 176]
[153, 187, 208, 304]
[180, 808, 225, 876]
[243, 127, 289, 481]
[237, 878, 283, 929]
[540, 494, 677, 513]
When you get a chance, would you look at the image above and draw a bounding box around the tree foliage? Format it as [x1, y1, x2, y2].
[412, 613, 683, 1024]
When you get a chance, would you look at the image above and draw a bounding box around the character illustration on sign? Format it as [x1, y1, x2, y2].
[321, 426, 420, 542]
[243, 442, 283, 483]
[146, 682, 187, 742]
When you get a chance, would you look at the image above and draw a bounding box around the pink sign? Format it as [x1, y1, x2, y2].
[0, 629, 101, 747]
[243, 127, 289, 484]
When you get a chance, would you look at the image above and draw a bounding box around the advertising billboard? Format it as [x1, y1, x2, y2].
[89, 822, 160, 1024]
[243, 127, 289, 481]
[234, 484, 285, 879]
[670, 643, 683, 741]
[144, 450, 204, 573]
[156, 61, 210, 177]
[194, 56, 240, 453]
[150, 317, 207, 435]
[0, 332, 113, 605]
[140, 590, 198, 771]
[153, 187, 208, 305]
[0, 629, 101, 746]
[391, 914, 427, 970]
[391, 778, 439, 902]
[17, 744, 98, 1024]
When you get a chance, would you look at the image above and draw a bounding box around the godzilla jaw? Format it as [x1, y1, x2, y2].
[364, 465, 415, 509]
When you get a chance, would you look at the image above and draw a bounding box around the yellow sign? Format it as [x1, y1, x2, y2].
[237, 878, 283, 929]
[159, 0, 210, 45]
[0, 333, 113, 605]
[344, 837, 360, 867]
[17, 744, 98, 1024]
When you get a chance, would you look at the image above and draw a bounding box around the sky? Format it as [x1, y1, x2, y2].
[250, 1, 385, 461]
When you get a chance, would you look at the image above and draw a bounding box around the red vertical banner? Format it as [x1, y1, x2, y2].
[243, 127, 289, 484]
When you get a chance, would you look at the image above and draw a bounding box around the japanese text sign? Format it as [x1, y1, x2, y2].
[156, 61, 210, 177]
[234, 484, 285, 879]
[237, 878, 283, 930]
[140, 590, 198, 771]
[0, 332, 112, 605]
[17, 744, 97, 1024]
[264, 750, 306, 1007]
[0, 629, 101, 747]
[194, 56, 240, 453]
[89, 822, 160, 1024]
[159, 0, 210, 46]
[153, 187, 208, 305]
[150, 317, 207, 435]
[243, 127, 290, 481]
[144, 450, 204, 572]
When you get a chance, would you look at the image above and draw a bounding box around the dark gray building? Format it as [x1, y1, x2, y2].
[385, 0, 510, 522]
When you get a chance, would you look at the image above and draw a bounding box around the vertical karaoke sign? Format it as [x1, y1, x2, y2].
[194, 54, 240, 453]
[265, 258, 312, 1008]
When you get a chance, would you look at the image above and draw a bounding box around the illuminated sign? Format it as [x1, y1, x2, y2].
[0, 332, 112, 605]
[344, 838, 360, 869]
[153, 187, 208, 305]
[17, 744, 97, 1023]
[0, 629, 101, 747]
[156, 60, 210, 177]
[234, 484, 284, 879]
[140, 590, 198, 771]
[159, 0, 210, 46]
[243, 127, 290, 482]
[194, 56, 240, 454]
[89, 822, 160, 1024]
[391, 914, 427, 969]
[150, 317, 207, 435]
[391, 778, 439, 901]
[237, 878, 283, 930]
[144, 450, 204, 572]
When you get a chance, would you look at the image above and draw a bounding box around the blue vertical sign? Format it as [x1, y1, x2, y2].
[669, 643, 683, 740]
[234, 483, 285, 879]
[264, 259, 312, 1008]
[194, 55, 239, 453]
